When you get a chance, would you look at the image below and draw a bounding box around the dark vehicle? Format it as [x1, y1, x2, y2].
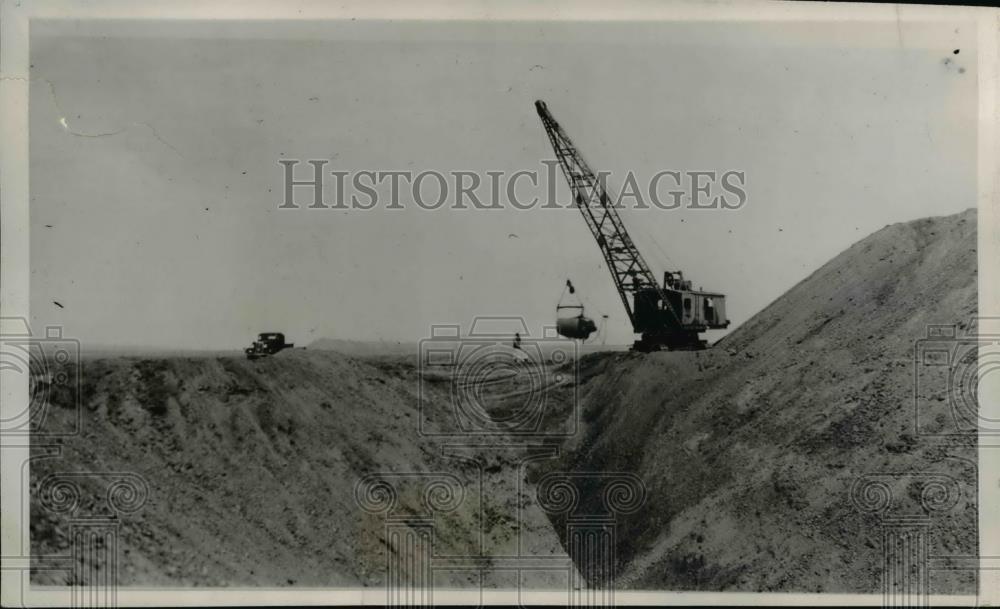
[245, 332, 294, 360]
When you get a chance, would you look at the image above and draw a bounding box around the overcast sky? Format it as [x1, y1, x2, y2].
[29, 19, 977, 349]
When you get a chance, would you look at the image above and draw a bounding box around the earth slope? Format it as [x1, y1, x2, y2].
[30, 209, 978, 593]
[30, 350, 570, 587]
[548, 208, 978, 592]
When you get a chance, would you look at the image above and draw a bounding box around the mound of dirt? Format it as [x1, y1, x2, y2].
[307, 338, 419, 358]
[30, 209, 978, 594]
[540, 208, 978, 592]
[30, 350, 570, 587]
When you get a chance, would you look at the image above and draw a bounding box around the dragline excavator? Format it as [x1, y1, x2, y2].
[535, 100, 730, 351]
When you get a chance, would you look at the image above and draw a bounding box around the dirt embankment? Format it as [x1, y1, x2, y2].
[30, 350, 569, 587]
[31, 209, 978, 593]
[543, 208, 978, 592]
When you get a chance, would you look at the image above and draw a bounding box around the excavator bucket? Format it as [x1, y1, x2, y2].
[556, 311, 598, 340]
[555, 279, 597, 340]
[535, 100, 729, 351]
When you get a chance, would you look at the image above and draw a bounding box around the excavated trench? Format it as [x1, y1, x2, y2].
[31, 209, 978, 593]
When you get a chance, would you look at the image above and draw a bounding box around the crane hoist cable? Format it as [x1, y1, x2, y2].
[533, 99, 731, 352]
[555, 279, 598, 341]
[556, 279, 584, 316]
[535, 100, 682, 328]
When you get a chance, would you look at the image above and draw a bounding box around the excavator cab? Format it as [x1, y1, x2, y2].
[535, 100, 730, 352]
[633, 283, 729, 350]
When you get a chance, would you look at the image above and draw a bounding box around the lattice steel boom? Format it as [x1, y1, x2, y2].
[535, 100, 729, 351]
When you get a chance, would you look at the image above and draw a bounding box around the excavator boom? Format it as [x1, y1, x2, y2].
[534, 100, 729, 351]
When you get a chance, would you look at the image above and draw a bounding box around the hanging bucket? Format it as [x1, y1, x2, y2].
[556, 305, 598, 340]
[555, 279, 597, 340]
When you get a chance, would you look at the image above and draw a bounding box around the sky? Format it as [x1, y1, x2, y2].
[29, 19, 978, 349]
